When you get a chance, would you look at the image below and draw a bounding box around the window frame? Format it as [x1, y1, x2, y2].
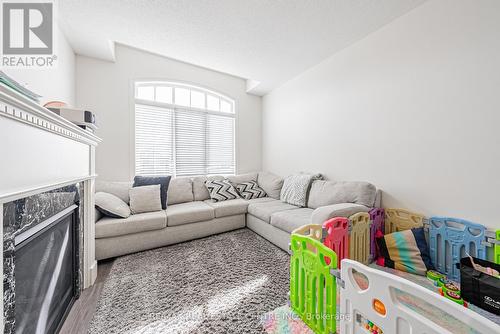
[135, 81, 235, 117]
[132, 80, 237, 178]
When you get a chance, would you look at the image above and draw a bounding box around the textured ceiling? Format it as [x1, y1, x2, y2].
[58, 0, 426, 95]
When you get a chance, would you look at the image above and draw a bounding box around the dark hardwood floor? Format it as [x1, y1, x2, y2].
[59, 260, 114, 334]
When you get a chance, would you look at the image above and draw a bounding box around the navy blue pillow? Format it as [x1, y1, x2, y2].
[133, 176, 171, 209]
[411, 227, 435, 270]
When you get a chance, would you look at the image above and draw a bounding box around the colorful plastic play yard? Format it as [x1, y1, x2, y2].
[262, 208, 500, 334]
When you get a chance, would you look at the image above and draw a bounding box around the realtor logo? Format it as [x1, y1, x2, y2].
[3, 2, 53, 54]
[1, 1, 56, 67]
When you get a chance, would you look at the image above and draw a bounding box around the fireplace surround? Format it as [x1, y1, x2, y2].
[3, 184, 84, 334]
[0, 84, 101, 332]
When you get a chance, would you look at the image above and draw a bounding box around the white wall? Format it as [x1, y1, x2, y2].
[3, 26, 75, 105]
[263, 0, 500, 229]
[76, 45, 262, 181]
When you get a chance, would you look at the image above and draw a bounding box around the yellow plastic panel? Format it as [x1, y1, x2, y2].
[349, 212, 371, 264]
[292, 224, 323, 253]
[385, 209, 425, 234]
[292, 224, 323, 241]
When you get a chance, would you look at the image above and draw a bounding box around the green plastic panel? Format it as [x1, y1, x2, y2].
[495, 230, 500, 265]
[290, 233, 338, 334]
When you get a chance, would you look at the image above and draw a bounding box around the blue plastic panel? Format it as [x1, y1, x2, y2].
[429, 216, 486, 281]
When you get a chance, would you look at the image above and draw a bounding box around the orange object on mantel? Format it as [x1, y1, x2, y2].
[43, 101, 68, 108]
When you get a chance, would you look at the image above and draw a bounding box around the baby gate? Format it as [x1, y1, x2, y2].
[369, 208, 384, 260]
[428, 216, 486, 281]
[323, 217, 349, 268]
[385, 208, 424, 234]
[339, 259, 499, 334]
[289, 233, 337, 334]
[348, 212, 371, 265]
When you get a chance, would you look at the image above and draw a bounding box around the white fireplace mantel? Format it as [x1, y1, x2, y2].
[0, 84, 101, 330]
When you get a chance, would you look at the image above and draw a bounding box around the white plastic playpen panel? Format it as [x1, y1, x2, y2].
[339, 259, 499, 334]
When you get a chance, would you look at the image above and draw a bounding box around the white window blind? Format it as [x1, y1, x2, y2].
[175, 110, 207, 176]
[135, 82, 235, 177]
[207, 114, 235, 175]
[135, 104, 174, 176]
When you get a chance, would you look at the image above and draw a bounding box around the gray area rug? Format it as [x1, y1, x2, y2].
[88, 229, 290, 333]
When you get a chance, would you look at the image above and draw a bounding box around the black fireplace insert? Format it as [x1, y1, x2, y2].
[14, 205, 79, 334]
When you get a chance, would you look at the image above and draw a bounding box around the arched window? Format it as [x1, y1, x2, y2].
[134, 81, 235, 177]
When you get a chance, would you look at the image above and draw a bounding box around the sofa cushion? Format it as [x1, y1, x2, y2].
[311, 203, 370, 226]
[129, 184, 163, 214]
[95, 181, 132, 203]
[204, 199, 249, 218]
[95, 192, 131, 218]
[95, 211, 167, 238]
[308, 180, 377, 209]
[245, 197, 276, 205]
[257, 172, 284, 199]
[248, 200, 299, 223]
[227, 172, 258, 186]
[192, 175, 224, 201]
[270, 208, 314, 234]
[167, 177, 194, 205]
[133, 176, 171, 209]
[167, 201, 215, 226]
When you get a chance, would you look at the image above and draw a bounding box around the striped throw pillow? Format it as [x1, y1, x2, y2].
[236, 181, 267, 200]
[376, 227, 435, 276]
[205, 179, 240, 202]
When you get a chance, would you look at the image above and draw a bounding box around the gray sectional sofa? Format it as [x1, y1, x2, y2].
[95, 172, 380, 260]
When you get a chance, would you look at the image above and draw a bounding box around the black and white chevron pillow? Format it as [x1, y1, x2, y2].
[236, 180, 267, 200]
[205, 179, 240, 202]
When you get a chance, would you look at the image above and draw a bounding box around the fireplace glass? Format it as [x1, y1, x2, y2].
[14, 210, 77, 334]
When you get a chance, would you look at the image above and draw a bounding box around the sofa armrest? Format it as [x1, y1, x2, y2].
[95, 208, 103, 224]
[311, 203, 370, 226]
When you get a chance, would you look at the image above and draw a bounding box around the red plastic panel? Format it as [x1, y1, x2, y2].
[322, 217, 349, 268]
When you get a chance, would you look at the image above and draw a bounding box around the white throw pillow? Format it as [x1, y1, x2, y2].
[280, 174, 315, 207]
[95, 192, 131, 218]
[129, 184, 163, 214]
